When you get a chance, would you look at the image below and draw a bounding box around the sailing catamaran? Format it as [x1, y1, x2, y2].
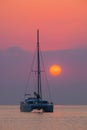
[20, 30, 53, 112]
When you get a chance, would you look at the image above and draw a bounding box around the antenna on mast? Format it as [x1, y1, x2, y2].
[37, 29, 39, 44]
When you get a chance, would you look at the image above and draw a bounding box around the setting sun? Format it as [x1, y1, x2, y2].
[49, 65, 62, 76]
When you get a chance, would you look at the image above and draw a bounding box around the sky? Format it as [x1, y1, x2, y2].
[0, 0, 87, 104]
[0, 0, 87, 50]
[0, 48, 87, 104]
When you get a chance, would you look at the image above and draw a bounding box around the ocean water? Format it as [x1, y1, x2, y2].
[0, 105, 87, 130]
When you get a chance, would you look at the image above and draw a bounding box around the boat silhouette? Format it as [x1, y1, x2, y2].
[20, 30, 53, 112]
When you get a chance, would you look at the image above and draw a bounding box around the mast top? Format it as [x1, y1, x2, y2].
[37, 29, 39, 45]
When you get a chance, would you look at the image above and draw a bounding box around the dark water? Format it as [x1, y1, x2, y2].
[0, 105, 87, 130]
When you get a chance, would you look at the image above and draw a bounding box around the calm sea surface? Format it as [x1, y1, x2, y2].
[0, 105, 87, 130]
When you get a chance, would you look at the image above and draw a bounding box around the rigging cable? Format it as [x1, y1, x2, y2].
[24, 48, 37, 98]
[40, 49, 53, 102]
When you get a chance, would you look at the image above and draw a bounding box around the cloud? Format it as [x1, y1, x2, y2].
[0, 47, 87, 104]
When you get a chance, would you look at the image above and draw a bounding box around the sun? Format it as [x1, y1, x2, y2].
[49, 64, 62, 76]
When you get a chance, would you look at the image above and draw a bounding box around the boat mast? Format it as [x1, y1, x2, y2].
[37, 29, 42, 99]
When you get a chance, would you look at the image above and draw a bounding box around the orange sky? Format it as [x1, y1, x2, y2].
[0, 0, 87, 51]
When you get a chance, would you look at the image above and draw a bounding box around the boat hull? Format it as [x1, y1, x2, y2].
[20, 101, 53, 112]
